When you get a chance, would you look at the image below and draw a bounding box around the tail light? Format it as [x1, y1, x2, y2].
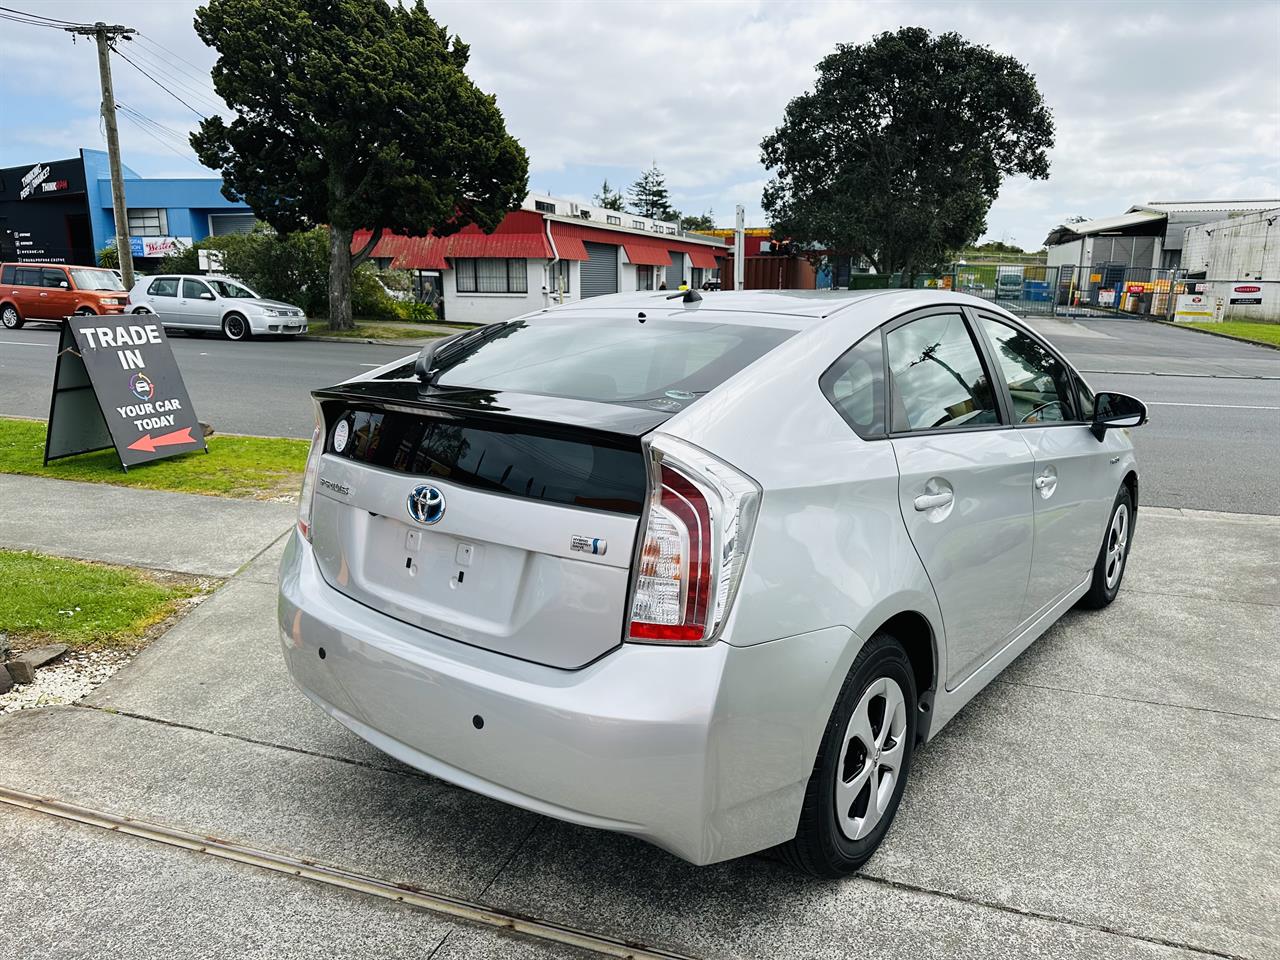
[296, 399, 325, 541]
[626, 436, 761, 645]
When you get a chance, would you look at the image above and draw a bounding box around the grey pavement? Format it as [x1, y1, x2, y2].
[0, 473, 295, 577]
[1, 506, 1277, 959]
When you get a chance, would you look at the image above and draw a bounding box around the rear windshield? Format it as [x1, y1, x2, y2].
[430, 318, 793, 409]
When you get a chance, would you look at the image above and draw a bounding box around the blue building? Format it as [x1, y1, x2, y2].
[0, 148, 253, 268]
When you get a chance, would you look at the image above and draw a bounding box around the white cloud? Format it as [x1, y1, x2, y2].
[4, 0, 1276, 250]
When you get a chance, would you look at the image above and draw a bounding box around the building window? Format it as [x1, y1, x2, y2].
[691, 267, 704, 289]
[455, 258, 528, 294]
[127, 208, 168, 237]
[632, 220, 645, 230]
[636, 265, 654, 291]
[607, 214, 622, 226]
[547, 259, 570, 295]
[534, 200, 556, 214]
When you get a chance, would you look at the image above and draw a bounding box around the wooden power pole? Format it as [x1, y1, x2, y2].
[68, 21, 137, 288]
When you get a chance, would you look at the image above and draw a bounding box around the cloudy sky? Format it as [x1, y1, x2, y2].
[2, 0, 1277, 249]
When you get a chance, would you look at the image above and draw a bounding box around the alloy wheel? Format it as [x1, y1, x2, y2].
[225, 315, 246, 340]
[1, 306, 17, 328]
[835, 676, 907, 841]
[1105, 503, 1129, 590]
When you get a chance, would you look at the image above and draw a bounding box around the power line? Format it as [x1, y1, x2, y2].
[120, 43, 224, 114]
[135, 33, 220, 92]
[111, 45, 208, 120]
[117, 109, 208, 171]
[0, 4, 86, 26]
[0, 9, 76, 30]
[116, 101, 197, 150]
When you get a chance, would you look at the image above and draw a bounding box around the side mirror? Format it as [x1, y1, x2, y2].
[1091, 391, 1147, 440]
[200, 291, 215, 300]
[59, 280, 69, 288]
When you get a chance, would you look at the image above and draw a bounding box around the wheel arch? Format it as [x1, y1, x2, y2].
[864, 609, 939, 742]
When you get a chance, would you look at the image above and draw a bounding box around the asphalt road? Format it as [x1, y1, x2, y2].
[0, 324, 417, 438]
[2, 314, 1277, 513]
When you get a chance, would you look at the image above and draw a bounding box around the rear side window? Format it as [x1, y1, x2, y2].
[433, 318, 794, 410]
[1, 266, 14, 284]
[148, 277, 179, 297]
[820, 332, 885, 439]
[886, 313, 999, 433]
[15, 267, 42, 286]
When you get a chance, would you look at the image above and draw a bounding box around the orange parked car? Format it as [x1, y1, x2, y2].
[0, 262, 130, 329]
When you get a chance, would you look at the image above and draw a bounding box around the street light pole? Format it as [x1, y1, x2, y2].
[69, 21, 137, 288]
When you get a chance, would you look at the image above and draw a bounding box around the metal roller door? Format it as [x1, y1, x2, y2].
[581, 242, 618, 298]
[666, 252, 685, 289]
[209, 213, 257, 236]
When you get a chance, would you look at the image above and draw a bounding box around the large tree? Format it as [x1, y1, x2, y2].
[191, 0, 528, 329]
[760, 28, 1053, 282]
[593, 179, 625, 211]
[627, 164, 676, 221]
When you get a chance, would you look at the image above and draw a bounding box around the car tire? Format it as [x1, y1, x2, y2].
[776, 632, 917, 878]
[75, 307, 96, 316]
[222, 313, 250, 341]
[1, 304, 22, 329]
[133, 307, 152, 315]
[1078, 485, 1135, 610]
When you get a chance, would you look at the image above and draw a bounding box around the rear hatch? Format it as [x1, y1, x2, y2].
[309, 311, 796, 669]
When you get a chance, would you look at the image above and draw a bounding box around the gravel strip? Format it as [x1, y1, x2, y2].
[1, 650, 134, 714]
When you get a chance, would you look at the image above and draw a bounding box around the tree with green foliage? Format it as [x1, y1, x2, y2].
[627, 164, 677, 221]
[191, 0, 528, 329]
[681, 209, 717, 232]
[760, 27, 1054, 283]
[593, 179, 625, 211]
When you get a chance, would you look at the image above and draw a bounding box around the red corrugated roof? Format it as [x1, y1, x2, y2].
[686, 245, 719, 270]
[355, 210, 725, 271]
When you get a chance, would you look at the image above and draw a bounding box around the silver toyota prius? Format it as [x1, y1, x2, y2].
[279, 289, 1146, 877]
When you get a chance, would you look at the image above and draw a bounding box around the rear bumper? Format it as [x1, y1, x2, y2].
[278, 530, 848, 865]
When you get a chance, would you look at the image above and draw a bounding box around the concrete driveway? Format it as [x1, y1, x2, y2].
[1, 503, 1276, 959]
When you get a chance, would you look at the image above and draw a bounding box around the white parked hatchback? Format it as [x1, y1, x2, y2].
[279, 289, 1146, 876]
[128, 274, 308, 340]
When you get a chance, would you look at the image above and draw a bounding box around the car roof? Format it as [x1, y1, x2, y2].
[536, 288, 1008, 331]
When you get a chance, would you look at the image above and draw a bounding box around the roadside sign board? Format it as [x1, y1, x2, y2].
[1228, 284, 1264, 306]
[1174, 294, 1216, 320]
[45, 315, 206, 470]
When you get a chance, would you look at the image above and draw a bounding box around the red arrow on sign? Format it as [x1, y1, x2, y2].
[128, 427, 195, 453]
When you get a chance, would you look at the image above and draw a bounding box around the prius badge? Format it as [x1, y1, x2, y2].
[407, 484, 446, 525]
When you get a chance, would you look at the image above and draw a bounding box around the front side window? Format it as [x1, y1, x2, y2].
[886, 313, 998, 432]
[148, 277, 179, 297]
[42, 268, 68, 288]
[183, 278, 212, 299]
[208, 278, 255, 298]
[978, 316, 1078, 423]
[821, 331, 885, 439]
[455, 258, 528, 294]
[127, 208, 168, 237]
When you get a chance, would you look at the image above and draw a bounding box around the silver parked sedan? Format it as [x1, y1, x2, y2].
[128, 274, 308, 340]
[279, 289, 1146, 876]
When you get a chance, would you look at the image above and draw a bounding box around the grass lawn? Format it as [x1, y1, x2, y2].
[312, 321, 446, 341]
[0, 550, 212, 652]
[0, 417, 308, 500]
[1176, 321, 1280, 347]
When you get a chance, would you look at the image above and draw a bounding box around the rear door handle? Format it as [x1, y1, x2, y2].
[913, 491, 954, 511]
